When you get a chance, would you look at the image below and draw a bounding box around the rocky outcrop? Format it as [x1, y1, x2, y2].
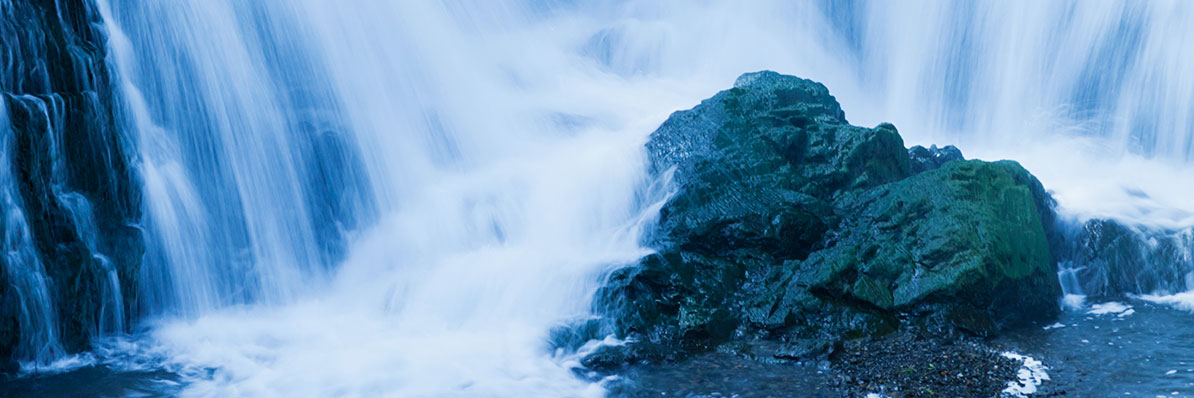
[1, 0, 144, 369]
[1058, 219, 1194, 297]
[908, 144, 963, 174]
[592, 71, 1061, 365]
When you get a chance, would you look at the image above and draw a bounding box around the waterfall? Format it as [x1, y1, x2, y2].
[0, 100, 65, 366]
[96, 0, 665, 395]
[0, 0, 1190, 395]
[2, 0, 144, 369]
[557, 0, 1194, 228]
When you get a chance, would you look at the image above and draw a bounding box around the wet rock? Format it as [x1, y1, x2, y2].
[0, 0, 145, 369]
[773, 338, 834, 360]
[592, 71, 1061, 367]
[1058, 219, 1193, 297]
[908, 144, 963, 174]
[831, 334, 1019, 398]
[581, 344, 633, 371]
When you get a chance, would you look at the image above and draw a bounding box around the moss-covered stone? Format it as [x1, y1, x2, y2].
[811, 160, 1060, 330]
[595, 71, 1062, 363]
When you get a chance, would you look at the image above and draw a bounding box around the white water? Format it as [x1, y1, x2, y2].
[83, 0, 1194, 396]
[1001, 352, 1050, 397]
[1, 95, 125, 366]
[0, 98, 65, 365]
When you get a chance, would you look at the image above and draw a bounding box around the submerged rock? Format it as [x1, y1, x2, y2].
[594, 71, 1061, 364]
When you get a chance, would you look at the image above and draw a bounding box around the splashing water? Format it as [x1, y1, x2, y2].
[95, 0, 671, 395]
[75, 0, 1194, 396]
[0, 98, 66, 367]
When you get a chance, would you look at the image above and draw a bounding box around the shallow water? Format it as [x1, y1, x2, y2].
[0, 349, 841, 398]
[605, 351, 839, 398]
[996, 300, 1194, 397]
[10, 299, 1194, 397]
[0, 366, 180, 398]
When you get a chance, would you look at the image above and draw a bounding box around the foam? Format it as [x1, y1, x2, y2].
[1087, 302, 1133, 316]
[1140, 292, 1194, 312]
[1001, 352, 1050, 397]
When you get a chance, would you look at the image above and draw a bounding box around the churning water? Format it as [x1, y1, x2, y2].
[9, 0, 1194, 396]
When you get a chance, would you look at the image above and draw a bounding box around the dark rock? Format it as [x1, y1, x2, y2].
[592, 71, 1061, 368]
[774, 338, 834, 360]
[0, 0, 144, 369]
[809, 160, 1061, 333]
[908, 144, 964, 174]
[580, 344, 632, 371]
[1058, 219, 1193, 297]
[712, 338, 833, 362]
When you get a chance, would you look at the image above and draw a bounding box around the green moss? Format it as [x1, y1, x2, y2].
[852, 276, 895, 309]
[594, 71, 1061, 363]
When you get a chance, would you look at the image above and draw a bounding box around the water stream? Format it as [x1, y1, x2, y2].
[4, 1, 1194, 396]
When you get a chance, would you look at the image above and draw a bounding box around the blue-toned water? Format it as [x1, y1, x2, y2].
[3, 1, 1194, 396]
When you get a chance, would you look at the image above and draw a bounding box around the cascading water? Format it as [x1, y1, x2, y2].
[0, 93, 129, 369]
[0, 101, 64, 366]
[4, 0, 1194, 396]
[1, 0, 144, 372]
[94, 0, 669, 395]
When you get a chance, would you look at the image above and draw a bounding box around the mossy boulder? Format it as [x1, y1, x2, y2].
[799, 160, 1060, 331]
[594, 71, 1061, 363]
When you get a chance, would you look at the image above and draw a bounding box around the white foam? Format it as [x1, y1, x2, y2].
[1087, 302, 1133, 316]
[94, 0, 670, 394]
[1062, 294, 1087, 310]
[137, 302, 611, 398]
[1001, 352, 1050, 397]
[1042, 322, 1066, 330]
[1140, 291, 1194, 312]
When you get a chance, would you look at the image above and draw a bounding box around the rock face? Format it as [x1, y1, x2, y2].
[1058, 219, 1194, 297]
[908, 144, 964, 174]
[594, 71, 1061, 363]
[1, 0, 144, 369]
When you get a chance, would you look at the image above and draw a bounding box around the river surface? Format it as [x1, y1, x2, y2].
[5, 298, 1194, 397]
